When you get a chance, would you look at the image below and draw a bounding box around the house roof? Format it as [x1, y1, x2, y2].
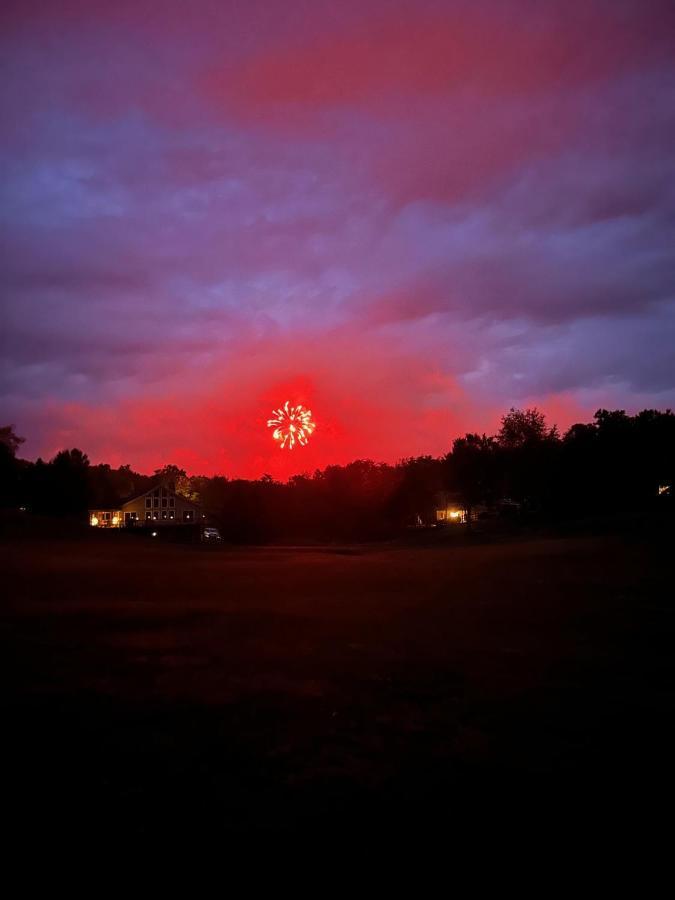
[121, 482, 202, 509]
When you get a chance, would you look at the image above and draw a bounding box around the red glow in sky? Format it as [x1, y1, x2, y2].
[2, 1, 674, 476]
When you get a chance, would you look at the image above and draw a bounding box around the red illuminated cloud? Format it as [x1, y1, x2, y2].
[213, 6, 675, 112]
[28, 328, 497, 477]
[2, 0, 675, 473]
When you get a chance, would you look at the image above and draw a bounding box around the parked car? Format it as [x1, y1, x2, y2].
[201, 526, 222, 542]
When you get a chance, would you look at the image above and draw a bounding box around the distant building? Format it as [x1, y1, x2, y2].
[434, 491, 469, 524]
[432, 491, 504, 524]
[89, 484, 202, 528]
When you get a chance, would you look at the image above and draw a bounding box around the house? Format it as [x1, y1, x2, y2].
[434, 491, 469, 524]
[89, 483, 203, 528]
[432, 491, 524, 527]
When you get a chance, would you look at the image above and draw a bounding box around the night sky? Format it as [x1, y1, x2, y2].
[2, 0, 674, 478]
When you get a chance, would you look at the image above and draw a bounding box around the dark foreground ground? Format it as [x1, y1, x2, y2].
[2, 527, 674, 846]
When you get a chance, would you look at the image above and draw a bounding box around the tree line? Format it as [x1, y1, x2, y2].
[1, 407, 673, 541]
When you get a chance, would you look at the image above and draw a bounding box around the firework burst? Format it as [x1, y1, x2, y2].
[267, 401, 316, 449]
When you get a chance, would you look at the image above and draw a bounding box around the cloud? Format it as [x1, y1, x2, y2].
[10, 327, 491, 476]
[213, 3, 675, 113]
[1, 0, 674, 472]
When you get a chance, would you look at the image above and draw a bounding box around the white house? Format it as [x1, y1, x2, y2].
[89, 484, 203, 528]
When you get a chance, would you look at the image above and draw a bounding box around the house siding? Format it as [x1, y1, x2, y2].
[90, 484, 203, 527]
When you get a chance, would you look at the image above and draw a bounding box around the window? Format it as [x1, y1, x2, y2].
[153, 511, 159, 520]
[146, 511, 152, 520]
[162, 498, 167, 508]
[153, 497, 159, 507]
[102, 511, 110, 520]
[161, 511, 168, 520]
[169, 497, 175, 508]
[169, 511, 175, 519]
[145, 497, 152, 509]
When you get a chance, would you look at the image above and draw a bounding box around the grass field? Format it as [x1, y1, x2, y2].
[2, 529, 673, 843]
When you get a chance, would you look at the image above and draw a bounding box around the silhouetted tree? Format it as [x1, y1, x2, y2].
[497, 408, 558, 448]
[48, 449, 90, 516]
[0, 425, 25, 507]
[496, 408, 560, 511]
[5, 406, 674, 535]
[0, 425, 24, 456]
[387, 456, 442, 527]
[445, 433, 499, 522]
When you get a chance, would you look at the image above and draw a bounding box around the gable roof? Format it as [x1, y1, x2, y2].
[121, 482, 202, 509]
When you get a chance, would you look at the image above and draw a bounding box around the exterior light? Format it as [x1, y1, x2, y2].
[91, 515, 99, 526]
[151, 531, 158, 537]
[112, 515, 119, 526]
[449, 510, 461, 520]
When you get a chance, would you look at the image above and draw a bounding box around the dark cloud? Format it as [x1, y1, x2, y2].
[1, 0, 674, 471]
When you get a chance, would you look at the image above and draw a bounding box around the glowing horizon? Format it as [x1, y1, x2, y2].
[2, 1, 674, 477]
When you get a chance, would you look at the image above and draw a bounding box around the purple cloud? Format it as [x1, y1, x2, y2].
[1, 0, 674, 472]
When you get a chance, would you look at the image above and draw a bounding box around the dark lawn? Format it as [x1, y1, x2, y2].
[1, 530, 673, 843]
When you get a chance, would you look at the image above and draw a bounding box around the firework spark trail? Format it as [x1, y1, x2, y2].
[267, 401, 316, 449]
